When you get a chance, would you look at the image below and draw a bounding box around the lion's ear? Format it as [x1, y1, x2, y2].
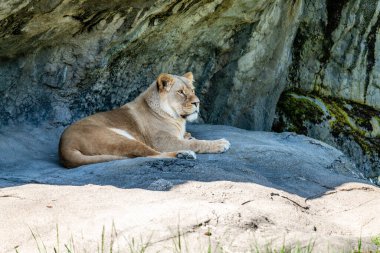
[183, 72, 193, 82]
[157, 73, 175, 92]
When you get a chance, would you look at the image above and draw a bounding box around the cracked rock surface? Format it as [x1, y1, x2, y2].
[1, 124, 379, 252]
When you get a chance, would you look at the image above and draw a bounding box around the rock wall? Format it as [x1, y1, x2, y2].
[0, 0, 303, 130]
[288, 0, 380, 109]
[281, 0, 380, 181]
[1, 0, 380, 128]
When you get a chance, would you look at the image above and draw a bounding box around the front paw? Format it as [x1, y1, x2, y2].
[211, 138, 230, 153]
[184, 132, 193, 140]
[176, 150, 197, 160]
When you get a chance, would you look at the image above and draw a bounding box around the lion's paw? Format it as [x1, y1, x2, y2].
[176, 150, 197, 160]
[184, 132, 193, 140]
[212, 138, 230, 153]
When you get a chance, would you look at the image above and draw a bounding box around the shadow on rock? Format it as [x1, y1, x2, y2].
[0, 124, 372, 199]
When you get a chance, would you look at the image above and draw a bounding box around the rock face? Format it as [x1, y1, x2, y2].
[288, 0, 380, 109]
[273, 91, 380, 184]
[1, 124, 379, 252]
[279, 0, 380, 179]
[0, 0, 303, 129]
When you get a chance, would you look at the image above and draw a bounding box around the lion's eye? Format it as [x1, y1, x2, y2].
[177, 90, 185, 96]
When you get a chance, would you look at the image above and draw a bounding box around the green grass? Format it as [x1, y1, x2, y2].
[371, 234, 380, 253]
[356, 237, 362, 253]
[250, 239, 315, 253]
[15, 225, 380, 253]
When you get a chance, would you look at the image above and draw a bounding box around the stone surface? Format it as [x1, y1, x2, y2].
[281, 0, 380, 179]
[274, 91, 380, 185]
[1, 124, 379, 252]
[288, 0, 380, 109]
[0, 0, 303, 130]
[5, 0, 380, 129]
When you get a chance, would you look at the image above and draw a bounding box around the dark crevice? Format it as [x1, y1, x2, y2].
[178, 0, 206, 13]
[116, 7, 142, 32]
[288, 1, 348, 89]
[288, 23, 307, 87]
[325, 0, 348, 39]
[321, 0, 348, 64]
[202, 22, 256, 126]
[0, 8, 33, 37]
[364, 15, 380, 102]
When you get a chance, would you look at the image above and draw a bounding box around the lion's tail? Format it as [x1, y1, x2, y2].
[59, 149, 124, 168]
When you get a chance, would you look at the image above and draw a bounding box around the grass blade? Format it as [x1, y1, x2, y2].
[29, 226, 42, 253]
[56, 224, 60, 253]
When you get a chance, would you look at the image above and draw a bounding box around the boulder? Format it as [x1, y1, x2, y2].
[274, 91, 380, 185]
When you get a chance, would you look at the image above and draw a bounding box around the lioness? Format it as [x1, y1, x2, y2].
[59, 72, 230, 168]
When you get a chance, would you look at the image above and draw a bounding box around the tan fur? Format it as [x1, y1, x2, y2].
[59, 72, 230, 168]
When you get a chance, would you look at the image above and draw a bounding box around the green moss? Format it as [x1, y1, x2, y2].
[325, 99, 351, 135]
[374, 116, 380, 137]
[276, 89, 380, 156]
[323, 97, 380, 155]
[275, 93, 324, 135]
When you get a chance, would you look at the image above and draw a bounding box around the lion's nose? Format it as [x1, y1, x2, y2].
[191, 97, 200, 107]
[191, 101, 200, 107]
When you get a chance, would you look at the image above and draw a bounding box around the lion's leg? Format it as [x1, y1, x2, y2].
[92, 138, 196, 160]
[149, 150, 196, 160]
[60, 126, 199, 168]
[101, 129, 196, 159]
[153, 136, 230, 154]
[85, 128, 167, 158]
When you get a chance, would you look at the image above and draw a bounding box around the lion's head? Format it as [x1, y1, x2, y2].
[156, 72, 200, 122]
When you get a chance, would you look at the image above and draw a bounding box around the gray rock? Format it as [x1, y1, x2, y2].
[274, 92, 380, 184]
[0, 0, 303, 130]
[0, 124, 364, 196]
[148, 179, 174, 191]
[289, 0, 380, 109]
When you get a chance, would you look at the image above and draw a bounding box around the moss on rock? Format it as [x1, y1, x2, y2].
[275, 89, 380, 183]
[276, 89, 380, 155]
[274, 92, 325, 135]
[323, 96, 380, 155]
